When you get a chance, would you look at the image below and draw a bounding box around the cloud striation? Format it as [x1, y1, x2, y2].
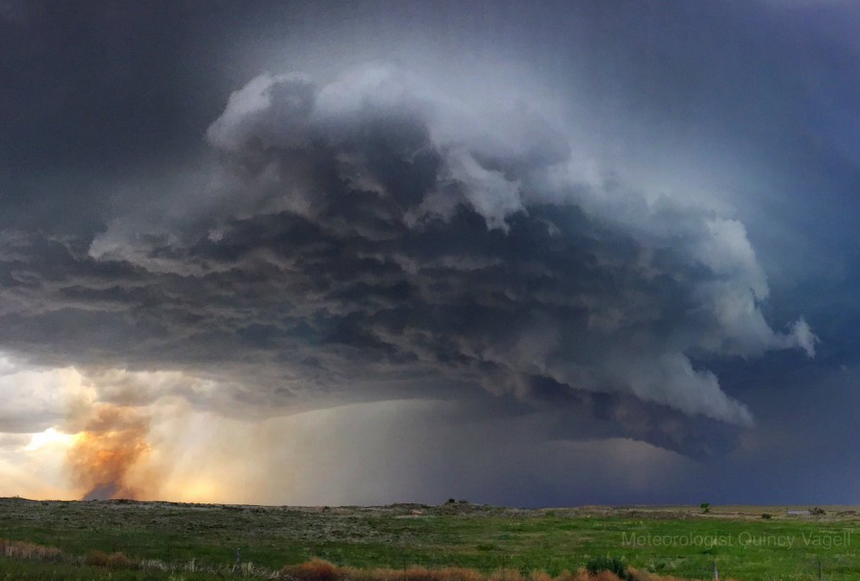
[0, 64, 815, 460]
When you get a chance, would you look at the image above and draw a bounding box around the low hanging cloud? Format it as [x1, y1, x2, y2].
[0, 64, 816, 458]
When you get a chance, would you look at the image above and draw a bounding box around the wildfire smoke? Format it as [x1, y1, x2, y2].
[67, 404, 151, 500]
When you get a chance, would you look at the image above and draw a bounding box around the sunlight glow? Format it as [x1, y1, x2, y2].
[25, 427, 76, 452]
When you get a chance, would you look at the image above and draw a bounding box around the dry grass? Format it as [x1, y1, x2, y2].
[84, 550, 109, 567]
[627, 570, 740, 581]
[277, 561, 706, 581]
[0, 538, 715, 581]
[279, 562, 536, 581]
[529, 570, 555, 581]
[106, 551, 133, 569]
[488, 569, 525, 581]
[0, 538, 62, 561]
[139, 558, 171, 571]
[282, 558, 343, 581]
[84, 550, 133, 569]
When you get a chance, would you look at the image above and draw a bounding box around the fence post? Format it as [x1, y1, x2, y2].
[713, 560, 719, 581]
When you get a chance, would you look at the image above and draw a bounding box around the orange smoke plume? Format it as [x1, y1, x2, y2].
[67, 404, 151, 500]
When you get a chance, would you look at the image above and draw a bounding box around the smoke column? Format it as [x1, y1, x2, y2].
[67, 404, 151, 500]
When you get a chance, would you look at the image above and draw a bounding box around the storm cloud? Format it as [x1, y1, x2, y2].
[3, 0, 857, 505]
[1, 64, 814, 447]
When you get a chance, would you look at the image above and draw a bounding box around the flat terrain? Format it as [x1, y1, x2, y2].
[2, 498, 860, 580]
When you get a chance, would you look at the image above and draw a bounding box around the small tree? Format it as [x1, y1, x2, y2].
[700, 503, 711, 514]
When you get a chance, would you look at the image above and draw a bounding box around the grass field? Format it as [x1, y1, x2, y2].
[2, 498, 859, 581]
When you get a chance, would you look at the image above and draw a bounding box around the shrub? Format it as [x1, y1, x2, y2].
[586, 556, 630, 581]
[281, 558, 342, 581]
[85, 550, 109, 567]
[699, 503, 711, 514]
[593, 572, 626, 581]
[761, 513, 772, 519]
[810, 507, 826, 516]
[105, 551, 132, 569]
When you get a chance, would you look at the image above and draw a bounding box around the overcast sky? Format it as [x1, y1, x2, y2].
[1, 0, 859, 506]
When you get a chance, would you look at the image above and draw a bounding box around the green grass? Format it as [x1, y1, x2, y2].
[2, 499, 860, 581]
